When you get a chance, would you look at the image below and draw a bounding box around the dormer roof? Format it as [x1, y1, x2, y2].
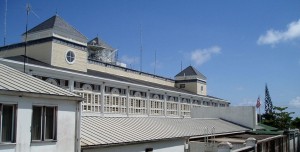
[24, 15, 88, 43]
[175, 66, 207, 80]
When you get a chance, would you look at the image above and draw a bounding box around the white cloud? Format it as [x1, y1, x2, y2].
[190, 46, 221, 66]
[120, 55, 139, 65]
[257, 19, 300, 45]
[289, 96, 300, 108]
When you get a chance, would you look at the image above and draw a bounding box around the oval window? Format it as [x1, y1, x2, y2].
[66, 51, 75, 64]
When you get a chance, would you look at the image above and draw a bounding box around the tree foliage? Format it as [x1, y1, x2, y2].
[291, 117, 300, 129]
[262, 106, 294, 130]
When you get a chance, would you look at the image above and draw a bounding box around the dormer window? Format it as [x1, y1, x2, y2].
[180, 84, 185, 88]
[66, 51, 75, 64]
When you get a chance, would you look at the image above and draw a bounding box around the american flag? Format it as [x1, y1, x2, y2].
[256, 97, 261, 108]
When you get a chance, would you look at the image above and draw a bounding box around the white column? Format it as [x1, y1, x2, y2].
[69, 79, 74, 92]
[178, 96, 181, 117]
[126, 86, 130, 117]
[164, 93, 167, 117]
[101, 82, 105, 116]
[147, 91, 150, 116]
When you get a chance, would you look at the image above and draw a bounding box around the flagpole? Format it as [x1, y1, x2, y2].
[259, 104, 261, 123]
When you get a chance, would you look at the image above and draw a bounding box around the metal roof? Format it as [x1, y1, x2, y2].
[175, 66, 207, 80]
[24, 15, 88, 43]
[0, 62, 81, 99]
[81, 117, 249, 147]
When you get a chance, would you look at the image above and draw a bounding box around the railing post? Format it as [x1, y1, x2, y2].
[246, 137, 257, 152]
[217, 141, 232, 152]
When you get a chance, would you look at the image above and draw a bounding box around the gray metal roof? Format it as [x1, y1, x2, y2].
[0, 63, 80, 99]
[175, 66, 207, 80]
[25, 15, 88, 43]
[81, 117, 249, 147]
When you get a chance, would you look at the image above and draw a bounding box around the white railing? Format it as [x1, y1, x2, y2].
[104, 95, 127, 114]
[74, 90, 101, 113]
[150, 99, 164, 115]
[166, 101, 179, 116]
[128, 97, 147, 115]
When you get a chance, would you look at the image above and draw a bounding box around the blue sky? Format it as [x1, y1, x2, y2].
[1, 0, 300, 117]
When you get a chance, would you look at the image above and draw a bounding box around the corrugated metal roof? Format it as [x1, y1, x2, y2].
[81, 117, 249, 147]
[0, 63, 80, 98]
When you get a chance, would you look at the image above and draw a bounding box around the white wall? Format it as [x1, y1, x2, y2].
[83, 139, 185, 152]
[191, 106, 256, 129]
[0, 94, 77, 152]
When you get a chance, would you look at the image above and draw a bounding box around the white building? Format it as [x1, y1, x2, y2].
[0, 15, 229, 119]
[0, 63, 82, 152]
[0, 15, 260, 152]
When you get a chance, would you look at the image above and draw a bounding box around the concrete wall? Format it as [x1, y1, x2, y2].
[191, 106, 256, 129]
[197, 82, 207, 96]
[51, 42, 88, 72]
[175, 81, 207, 96]
[83, 139, 185, 152]
[88, 63, 174, 87]
[0, 95, 77, 152]
[1, 41, 52, 64]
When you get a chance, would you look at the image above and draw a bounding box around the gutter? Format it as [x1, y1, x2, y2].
[0, 90, 83, 101]
[81, 130, 249, 150]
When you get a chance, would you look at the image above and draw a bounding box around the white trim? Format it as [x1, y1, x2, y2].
[65, 50, 76, 64]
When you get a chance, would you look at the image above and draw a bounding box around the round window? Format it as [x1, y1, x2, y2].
[66, 51, 75, 64]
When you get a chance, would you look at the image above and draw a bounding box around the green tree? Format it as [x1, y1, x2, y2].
[273, 106, 294, 130]
[291, 117, 300, 129]
[262, 106, 294, 130]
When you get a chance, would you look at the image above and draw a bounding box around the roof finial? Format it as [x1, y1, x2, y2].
[55, 9, 58, 16]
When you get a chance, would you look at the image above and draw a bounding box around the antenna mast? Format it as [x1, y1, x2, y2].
[24, 3, 30, 73]
[3, 0, 7, 45]
[154, 50, 156, 75]
[181, 60, 182, 71]
[139, 24, 143, 72]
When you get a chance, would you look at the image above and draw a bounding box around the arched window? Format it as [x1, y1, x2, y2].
[111, 88, 120, 95]
[82, 84, 93, 91]
[134, 92, 142, 97]
[45, 78, 58, 86]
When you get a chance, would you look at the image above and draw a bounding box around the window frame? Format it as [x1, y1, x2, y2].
[31, 105, 57, 142]
[65, 50, 76, 64]
[0, 103, 17, 143]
